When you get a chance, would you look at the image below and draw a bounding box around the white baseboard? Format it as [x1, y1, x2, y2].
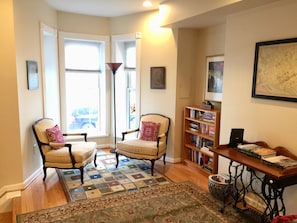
[0, 190, 21, 213]
[0, 167, 42, 213]
[97, 144, 112, 149]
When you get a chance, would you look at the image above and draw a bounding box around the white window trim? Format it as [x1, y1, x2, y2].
[40, 23, 60, 124]
[111, 33, 141, 134]
[58, 32, 110, 136]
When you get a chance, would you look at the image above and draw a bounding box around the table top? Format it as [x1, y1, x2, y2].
[214, 143, 297, 180]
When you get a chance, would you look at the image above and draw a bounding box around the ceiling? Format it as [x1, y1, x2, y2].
[44, 0, 280, 28]
[44, 0, 165, 17]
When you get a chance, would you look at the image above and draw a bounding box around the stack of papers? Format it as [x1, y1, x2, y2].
[262, 155, 297, 169]
[237, 144, 277, 159]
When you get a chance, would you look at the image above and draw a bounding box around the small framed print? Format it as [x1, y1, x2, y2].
[26, 60, 39, 90]
[150, 67, 166, 89]
[205, 55, 224, 102]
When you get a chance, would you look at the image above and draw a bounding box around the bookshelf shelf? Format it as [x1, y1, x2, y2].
[183, 106, 220, 174]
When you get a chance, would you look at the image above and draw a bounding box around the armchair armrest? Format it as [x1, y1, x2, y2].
[122, 128, 139, 140]
[63, 133, 88, 141]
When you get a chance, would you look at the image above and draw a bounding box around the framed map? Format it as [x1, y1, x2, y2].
[252, 38, 297, 102]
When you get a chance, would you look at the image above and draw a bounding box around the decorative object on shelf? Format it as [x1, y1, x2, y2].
[26, 60, 39, 90]
[252, 37, 297, 102]
[106, 62, 122, 153]
[200, 100, 214, 110]
[229, 128, 244, 147]
[205, 55, 224, 102]
[150, 66, 166, 89]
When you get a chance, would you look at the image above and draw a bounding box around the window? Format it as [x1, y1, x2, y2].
[125, 42, 137, 130]
[59, 33, 109, 137]
[40, 24, 60, 123]
[111, 34, 141, 138]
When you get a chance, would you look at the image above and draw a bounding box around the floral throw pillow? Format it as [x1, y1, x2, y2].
[140, 121, 160, 141]
[46, 125, 65, 149]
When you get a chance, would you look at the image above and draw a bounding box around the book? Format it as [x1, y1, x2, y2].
[237, 144, 276, 159]
[262, 155, 297, 169]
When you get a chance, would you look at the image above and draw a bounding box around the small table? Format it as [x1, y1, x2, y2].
[213, 142, 297, 223]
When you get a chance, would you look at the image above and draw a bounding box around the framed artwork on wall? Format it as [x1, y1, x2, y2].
[205, 55, 224, 102]
[26, 60, 39, 90]
[252, 37, 297, 102]
[150, 67, 166, 89]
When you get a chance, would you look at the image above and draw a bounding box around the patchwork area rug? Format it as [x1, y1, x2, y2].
[57, 154, 170, 201]
[17, 181, 251, 223]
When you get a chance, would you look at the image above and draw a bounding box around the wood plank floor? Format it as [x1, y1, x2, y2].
[4, 150, 209, 223]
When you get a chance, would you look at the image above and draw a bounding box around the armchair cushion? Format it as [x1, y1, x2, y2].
[140, 121, 160, 141]
[46, 124, 65, 149]
[45, 141, 97, 167]
[117, 139, 166, 159]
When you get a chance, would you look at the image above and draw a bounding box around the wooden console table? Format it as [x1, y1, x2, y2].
[213, 142, 297, 223]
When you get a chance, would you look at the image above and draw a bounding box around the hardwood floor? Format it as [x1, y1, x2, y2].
[5, 150, 209, 223]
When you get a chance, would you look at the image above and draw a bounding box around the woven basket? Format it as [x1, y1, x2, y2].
[208, 174, 233, 200]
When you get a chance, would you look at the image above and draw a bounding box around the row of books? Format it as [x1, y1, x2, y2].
[189, 109, 216, 123]
[188, 150, 213, 172]
[237, 144, 297, 169]
[191, 135, 213, 148]
[189, 122, 215, 137]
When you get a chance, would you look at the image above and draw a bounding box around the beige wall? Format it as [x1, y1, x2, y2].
[111, 11, 178, 160]
[0, 0, 22, 189]
[221, 0, 297, 214]
[57, 12, 110, 35]
[13, 0, 57, 183]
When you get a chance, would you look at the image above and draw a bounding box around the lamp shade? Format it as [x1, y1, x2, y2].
[106, 63, 122, 74]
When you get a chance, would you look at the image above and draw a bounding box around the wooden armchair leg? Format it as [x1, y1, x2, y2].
[163, 154, 166, 165]
[80, 167, 84, 184]
[94, 154, 97, 167]
[151, 160, 155, 176]
[43, 167, 47, 181]
[115, 153, 119, 168]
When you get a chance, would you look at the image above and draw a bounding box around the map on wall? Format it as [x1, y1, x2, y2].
[252, 38, 297, 102]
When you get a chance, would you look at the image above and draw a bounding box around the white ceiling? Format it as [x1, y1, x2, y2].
[44, 0, 165, 17]
[44, 0, 280, 28]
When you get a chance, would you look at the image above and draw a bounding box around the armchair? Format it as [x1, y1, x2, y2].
[116, 113, 170, 176]
[32, 118, 97, 184]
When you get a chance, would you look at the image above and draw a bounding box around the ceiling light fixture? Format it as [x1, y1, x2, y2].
[143, 0, 153, 7]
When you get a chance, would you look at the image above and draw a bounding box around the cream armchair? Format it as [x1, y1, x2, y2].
[116, 113, 170, 176]
[32, 118, 97, 184]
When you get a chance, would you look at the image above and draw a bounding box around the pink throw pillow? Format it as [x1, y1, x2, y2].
[140, 121, 160, 141]
[46, 125, 65, 149]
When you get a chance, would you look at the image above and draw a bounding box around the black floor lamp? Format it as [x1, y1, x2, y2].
[106, 62, 122, 153]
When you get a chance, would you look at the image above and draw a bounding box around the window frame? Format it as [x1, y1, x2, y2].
[111, 33, 141, 138]
[58, 32, 110, 137]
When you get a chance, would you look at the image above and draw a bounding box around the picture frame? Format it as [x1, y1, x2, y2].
[26, 60, 39, 90]
[205, 55, 224, 102]
[150, 67, 166, 89]
[252, 37, 297, 102]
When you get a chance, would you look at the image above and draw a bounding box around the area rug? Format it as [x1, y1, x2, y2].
[57, 153, 171, 201]
[17, 181, 252, 223]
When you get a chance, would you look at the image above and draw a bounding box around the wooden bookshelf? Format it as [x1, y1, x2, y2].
[183, 106, 220, 174]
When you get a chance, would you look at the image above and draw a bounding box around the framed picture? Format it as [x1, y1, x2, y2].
[150, 67, 166, 89]
[205, 55, 224, 102]
[26, 60, 39, 90]
[252, 37, 297, 102]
